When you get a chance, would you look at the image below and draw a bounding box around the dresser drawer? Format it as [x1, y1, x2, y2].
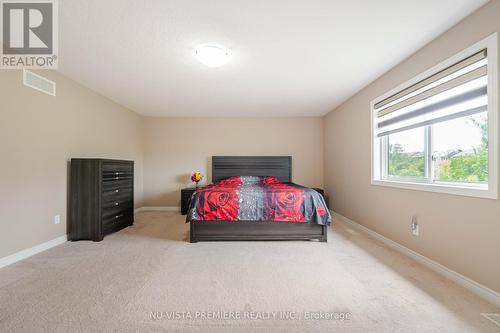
[102, 171, 133, 181]
[102, 206, 133, 225]
[102, 186, 133, 201]
[102, 212, 133, 235]
[102, 162, 133, 173]
[102, 179, 133, 191]
[102, 198, 133, 210]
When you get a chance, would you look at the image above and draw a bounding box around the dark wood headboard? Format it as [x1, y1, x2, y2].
[212, 156, 292, 183]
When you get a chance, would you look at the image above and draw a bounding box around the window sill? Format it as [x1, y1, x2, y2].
[371, 179, 497, 199]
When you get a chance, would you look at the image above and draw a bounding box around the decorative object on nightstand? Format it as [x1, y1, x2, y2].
[190, 172, 204, 188]
[312, 188, 329, 208]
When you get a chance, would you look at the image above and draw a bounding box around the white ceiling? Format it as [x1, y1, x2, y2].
[58, 0, 488, 117]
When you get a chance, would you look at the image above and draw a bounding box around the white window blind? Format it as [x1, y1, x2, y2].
[374, 49, 488, 137]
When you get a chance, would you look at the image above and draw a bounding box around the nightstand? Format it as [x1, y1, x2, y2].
[181, 187, 205, 215]
[312, 188, 329, 208]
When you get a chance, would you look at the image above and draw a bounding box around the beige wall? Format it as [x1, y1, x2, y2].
[0, 70, 144, 259]
[143, 117, 323, 206]
[324, 0, 500, 293]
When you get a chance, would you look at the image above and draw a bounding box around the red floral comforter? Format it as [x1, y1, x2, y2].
[186, 176, 331, 225]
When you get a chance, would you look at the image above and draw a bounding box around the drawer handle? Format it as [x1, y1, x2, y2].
[115, 190, 119, 193]
[115, 214, 124, 219]
[115, 202, 119, 206]
[115, 177, 120, 180]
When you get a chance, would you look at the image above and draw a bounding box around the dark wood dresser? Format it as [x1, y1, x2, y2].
[69, 159, 134, 241]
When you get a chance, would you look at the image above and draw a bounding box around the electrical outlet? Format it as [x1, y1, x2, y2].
[410, 216, 419, 236]
[54, 215, 61, 225]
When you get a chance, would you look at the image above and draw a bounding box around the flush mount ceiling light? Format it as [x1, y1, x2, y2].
[194, 44, 231, 68]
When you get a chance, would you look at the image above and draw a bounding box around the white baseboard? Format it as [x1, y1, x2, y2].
[135, 206, 180, 213]
[0, 235, 67, 269]
[0, 208, 179, 269]
[332, 210, 500, 308]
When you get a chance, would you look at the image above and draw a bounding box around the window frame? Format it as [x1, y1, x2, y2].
[371, 33, 498, 199]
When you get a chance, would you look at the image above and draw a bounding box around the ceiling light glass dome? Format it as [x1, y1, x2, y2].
[194, 44, 231, 68]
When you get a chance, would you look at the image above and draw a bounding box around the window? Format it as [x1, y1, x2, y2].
[387, 127, 426, 179]
[433, 113, 488, 183]
[372, 34, 498, 199]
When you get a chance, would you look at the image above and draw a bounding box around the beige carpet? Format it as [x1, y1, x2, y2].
[0, 211, 498, 333]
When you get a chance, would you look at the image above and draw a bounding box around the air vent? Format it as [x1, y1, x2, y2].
[482, 313, 500, 327]
[23, 70, 56, 96]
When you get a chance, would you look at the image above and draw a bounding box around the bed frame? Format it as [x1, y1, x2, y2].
[189, 156, 327, 243]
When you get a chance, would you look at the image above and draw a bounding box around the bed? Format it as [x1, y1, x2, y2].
[187, 156, 331, 242]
